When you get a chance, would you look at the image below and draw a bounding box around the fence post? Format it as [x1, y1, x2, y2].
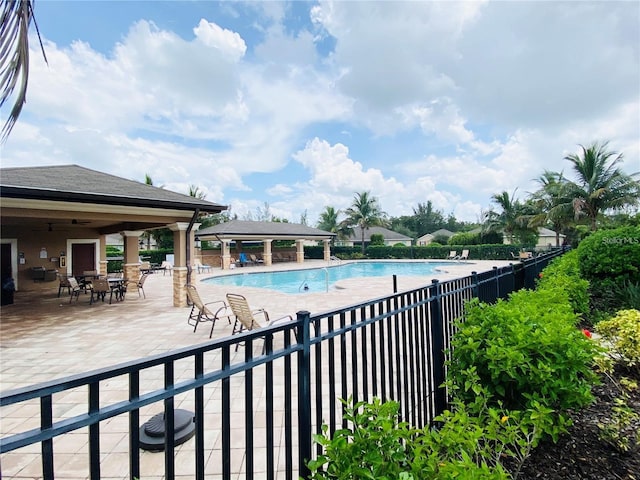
[297, 310, 312, 480]
[493, 266, 500, 301]
[471, 271, 478, 299]
[428, 279, 447, 416]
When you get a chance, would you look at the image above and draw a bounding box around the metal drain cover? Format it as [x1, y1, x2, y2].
[139, 409, 196, 451]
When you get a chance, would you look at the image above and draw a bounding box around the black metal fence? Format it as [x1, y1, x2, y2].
[0, 250, 564, 479]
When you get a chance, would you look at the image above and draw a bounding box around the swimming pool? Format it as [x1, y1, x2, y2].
[202, 261, 450, 294]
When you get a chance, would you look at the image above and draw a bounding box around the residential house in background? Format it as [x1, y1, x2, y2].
[337, 226, 412, 248]
[416, 228, 454, 246]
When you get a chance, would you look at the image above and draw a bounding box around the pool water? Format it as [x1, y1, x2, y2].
[203, 261, 449, 294]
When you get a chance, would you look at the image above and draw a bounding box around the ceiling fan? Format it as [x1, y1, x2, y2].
[33, 219, 91, 232]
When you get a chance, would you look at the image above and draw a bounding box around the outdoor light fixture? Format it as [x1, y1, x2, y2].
[194, 236, 202, 249]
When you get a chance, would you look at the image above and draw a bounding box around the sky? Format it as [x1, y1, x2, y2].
[2, 0, 639, 225]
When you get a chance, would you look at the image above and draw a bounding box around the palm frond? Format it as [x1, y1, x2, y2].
[1, 0, 47, 142]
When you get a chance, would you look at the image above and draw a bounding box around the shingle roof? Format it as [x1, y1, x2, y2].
[197, 220, 335, 239]
[346, 226, 412, 241]
[0, 165, 227, 212]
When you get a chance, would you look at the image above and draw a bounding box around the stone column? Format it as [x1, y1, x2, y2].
[263, 239, 273, 266]
[168, 222, 191, 307]
[296, 239, 305, 263]
[323, 239, 331, 261]
[221, 240, 232, 270]
[122, 230, 144, 281]
[98, 234, 108, 276]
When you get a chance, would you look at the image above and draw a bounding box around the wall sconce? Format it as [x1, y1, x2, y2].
[139, 239, 145, 248]
[194, 236, 202, 249]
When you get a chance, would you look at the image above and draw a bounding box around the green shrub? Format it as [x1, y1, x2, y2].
[370, 233, 385, 246]
[448, 289, 600, 419]
[308, 398, 415, 479]
[595, 309, 640, 373]
[309, 397, 515, 479]
[617, 280, 640, 310]
[577, 226, 640, 312]
[537, 250, 590, 316]
[577, 226, 640, 282]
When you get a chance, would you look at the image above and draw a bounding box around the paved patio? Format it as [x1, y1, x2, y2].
[0, 259, 512, 479]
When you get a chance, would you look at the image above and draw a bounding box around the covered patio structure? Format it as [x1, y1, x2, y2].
[196, 220, 336, 269]
[0, 165, 227, 307]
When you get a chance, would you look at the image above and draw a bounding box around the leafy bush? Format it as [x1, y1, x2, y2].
[617, 281, 640, 310]
[370, 233, 385, 246]
[308, 398, 415, 479]
[595, 309, 640, 373]
[309, 397, 516, 479]
[577, 226, 640, 312]
[537, 250, 590, 316]
[449, 231, 480, 246]
[577, 226, 640, 282]
[448, 289, 600, 419]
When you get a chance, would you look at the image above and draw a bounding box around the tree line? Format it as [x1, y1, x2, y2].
[317, 141, 640, 250]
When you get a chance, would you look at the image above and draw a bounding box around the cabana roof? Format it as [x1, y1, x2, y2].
[197, 220, 335, 241]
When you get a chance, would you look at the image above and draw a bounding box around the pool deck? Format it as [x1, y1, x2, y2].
[0, 258, 513, 479]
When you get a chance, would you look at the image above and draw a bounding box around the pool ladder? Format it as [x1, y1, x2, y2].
[299, 267, 329, 292]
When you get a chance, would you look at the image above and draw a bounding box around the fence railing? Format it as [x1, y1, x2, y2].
[0, 249, 565, 479]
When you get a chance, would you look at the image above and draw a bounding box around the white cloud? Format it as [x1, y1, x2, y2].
[193, 19, 247, 60]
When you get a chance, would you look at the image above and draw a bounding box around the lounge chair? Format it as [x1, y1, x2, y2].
[249, 254, 264, 265]
[238, 253, 250, 267]
[446, 250, 457, 260]
[185, 284, 230, 338]
[193, 258, 212, 274]
[226, 293, 293, 352]
[457, 249, 469, 261]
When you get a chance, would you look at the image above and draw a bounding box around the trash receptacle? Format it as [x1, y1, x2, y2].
[1, 276, 15, 306]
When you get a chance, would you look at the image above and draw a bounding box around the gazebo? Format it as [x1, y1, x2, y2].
[196, 220, 336, 269]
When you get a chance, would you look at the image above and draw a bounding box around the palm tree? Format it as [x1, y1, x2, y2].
[317, 206, 351, 244]
[1, 0, 47, 141]
[342, 191, 387, 254]
[564, 141, 640, 231]
[485, 190, 537, 246]
[188, 184, 206, 200]
[528, 170, 574, 246]
[317, 206, 339, 232]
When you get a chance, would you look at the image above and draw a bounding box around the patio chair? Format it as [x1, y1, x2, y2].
[57, 273, 72, 297]
[446, 250, 457, 260]
[160, 260, 173, 276]
[124, 273, 149, 299]
[185, 284, 231, 338]
[89, 278, 110, 305]
[457, 249, 469, 261]
[226, 293, 293, 352]
[67, 277, 87, 303]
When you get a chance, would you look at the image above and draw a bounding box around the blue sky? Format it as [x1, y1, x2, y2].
[2, 1, 639, 224]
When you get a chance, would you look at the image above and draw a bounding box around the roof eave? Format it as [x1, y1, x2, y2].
[0, 186, 227, 213]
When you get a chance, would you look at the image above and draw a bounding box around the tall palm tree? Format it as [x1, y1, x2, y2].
[342, 191, 386, 254]
[485, 190, 537, 245]
[564, 141, 640, 231]
[528, 170, 574, 246]
[317, 206, 339, 233]
[317, 206, 352, 243]
[1, 0, 47, 141]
